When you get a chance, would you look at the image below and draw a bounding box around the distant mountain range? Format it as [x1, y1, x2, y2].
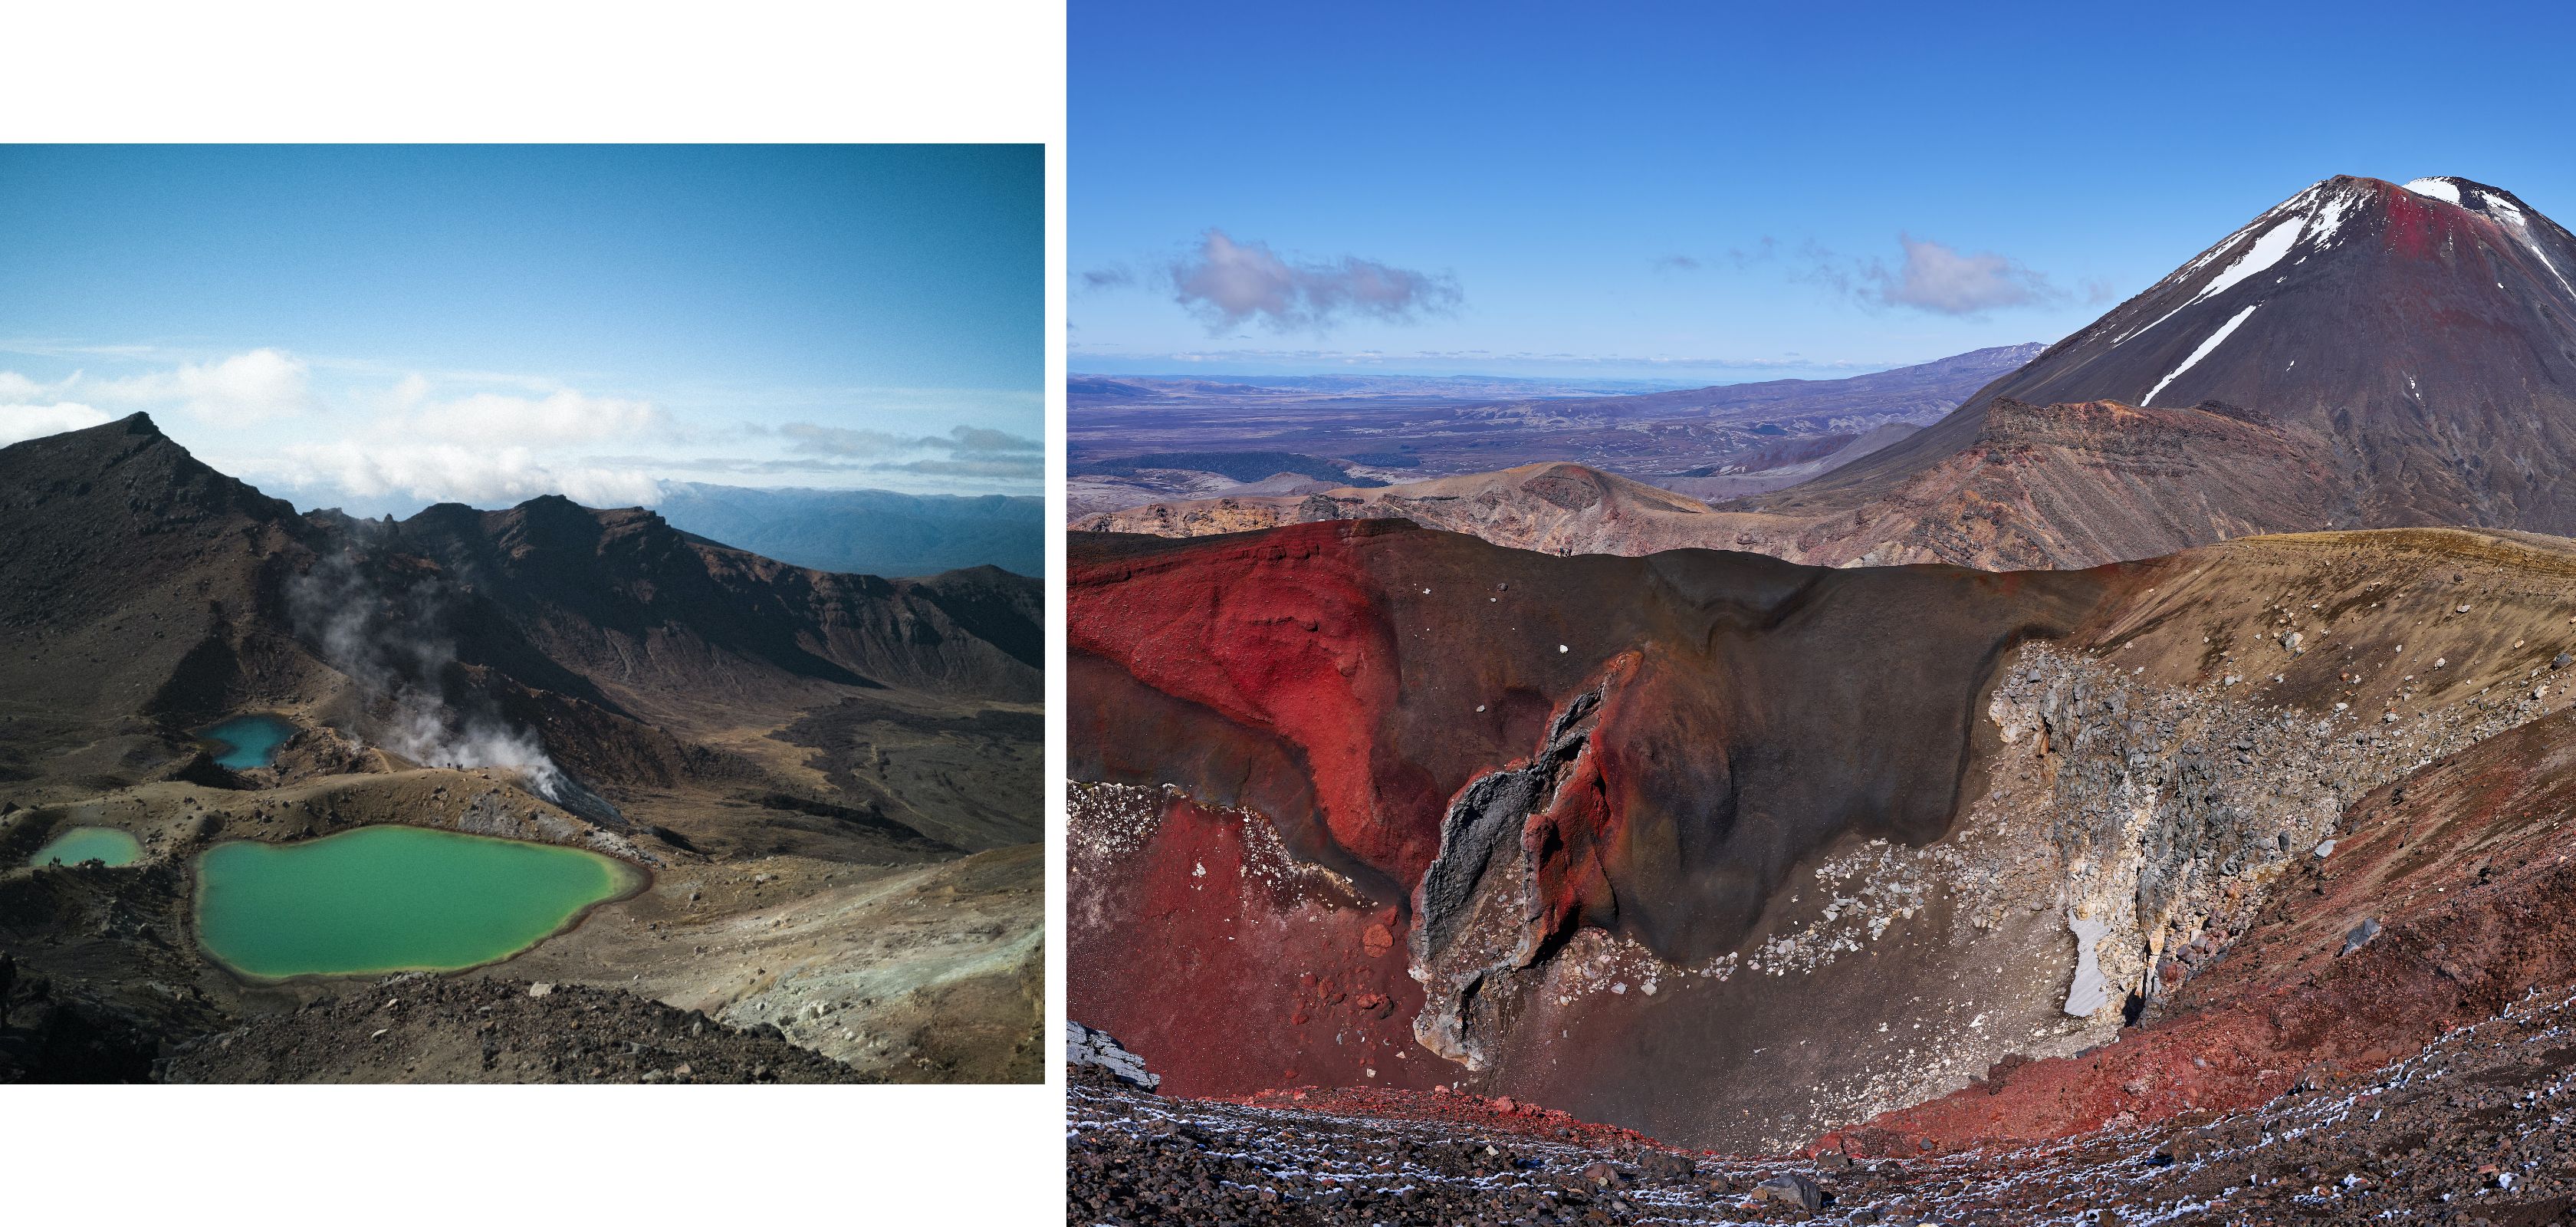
[651, 482, 1041, 579]
[1065, 345, 2039, 522]
[1451, 343, 2045, 429]
[1068, 372, 1705, 403]
[253, 478, 1040, 581]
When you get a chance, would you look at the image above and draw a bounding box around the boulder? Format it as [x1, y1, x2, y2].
[1636, 1150, 1696, 1180]
[1753, 1173, 1824, 1209]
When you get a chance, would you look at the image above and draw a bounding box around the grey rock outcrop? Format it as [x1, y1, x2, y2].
[1066, 1021, 1161, 1090]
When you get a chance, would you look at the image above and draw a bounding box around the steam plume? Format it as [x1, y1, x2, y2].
[286, 548, 570, 801]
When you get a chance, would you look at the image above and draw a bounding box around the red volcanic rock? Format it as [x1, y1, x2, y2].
[1070, 520, 1446, 886]
[1074, 520, 2117, 956]
[1070, 520, 2125, 1110]
[1065, 785, 1437, 1098]
[1361, 922, 1395, 958]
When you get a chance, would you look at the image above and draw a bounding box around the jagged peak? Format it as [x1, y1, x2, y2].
[0, 406, 305, 528]
[2, 410, 169, 453]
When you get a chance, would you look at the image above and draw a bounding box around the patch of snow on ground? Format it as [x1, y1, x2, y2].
[2404, 176, 2463, 204]
[2143, 302, 2260, 406]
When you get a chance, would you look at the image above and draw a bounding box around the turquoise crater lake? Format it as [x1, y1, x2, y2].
[194, 826, 640, 980]
[27, 826, 142, 867]
[199, 714, 297, 769]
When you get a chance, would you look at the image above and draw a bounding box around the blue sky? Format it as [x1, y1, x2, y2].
[1072, 0, 2576, 381]
[0, 145, 1042, 512]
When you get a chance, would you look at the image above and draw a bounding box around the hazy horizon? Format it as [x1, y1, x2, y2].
[1066, 337, 2050, 389]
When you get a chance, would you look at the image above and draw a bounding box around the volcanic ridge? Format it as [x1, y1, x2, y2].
[0, 413, 1043, 1084]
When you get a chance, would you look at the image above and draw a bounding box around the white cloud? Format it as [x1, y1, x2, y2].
[1170, 229, 1461, 332]
[86, 348, 313, 422]
[272, 441, 663, 509]
[384, 381, 670, 445]
[10, 345, 1037, 505]
[0, 401, 113, 447]
[233, 370, 676, 508]
[1866, 235, 2060, 315]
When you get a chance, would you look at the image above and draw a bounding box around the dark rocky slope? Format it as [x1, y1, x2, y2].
[1070, 982, 2576, 1225]
[0, 414, 1040, 794]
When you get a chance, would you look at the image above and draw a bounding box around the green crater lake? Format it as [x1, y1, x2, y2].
[195, 826, 639, 980]
[27, 827, 142, 867]
[199, 714, 297, 769]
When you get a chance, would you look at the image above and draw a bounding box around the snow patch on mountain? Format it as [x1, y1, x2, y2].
[2120, 183, 2357, 347]
[2304, 182, 2364, 247]
[2477, 189, 2576, 299]
[2143, 302, 2259, 406]
[2403, 176, 2463, 204]
[2210, 217, 2311, 293]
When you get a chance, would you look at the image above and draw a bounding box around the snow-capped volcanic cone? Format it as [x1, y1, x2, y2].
[2035, 175, 2576, 416]
[1756, 175, 2576, 564]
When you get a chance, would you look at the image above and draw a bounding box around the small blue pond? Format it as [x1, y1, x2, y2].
[199, 715, 297, 770]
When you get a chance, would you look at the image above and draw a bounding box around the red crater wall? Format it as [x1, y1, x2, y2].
[1068, 521, 2125, 1107]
